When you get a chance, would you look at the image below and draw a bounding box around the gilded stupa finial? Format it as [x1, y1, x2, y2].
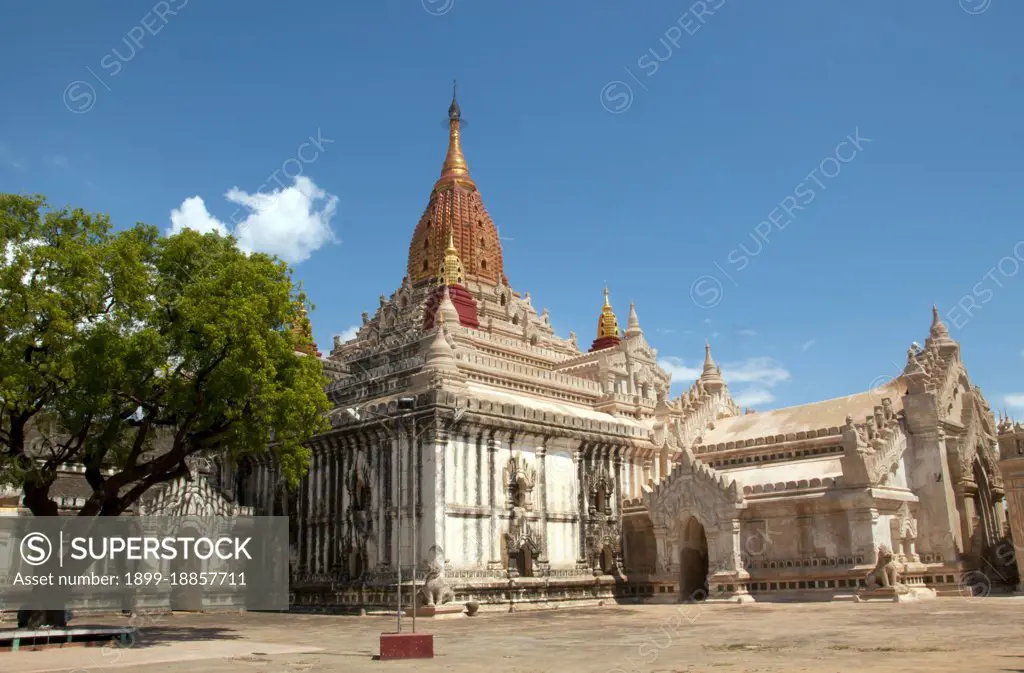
[291, 298, 321, 357]
[597, 287, 620, 340]
[588, 287, 622, 352]
[437, 80, 474, 190]
[438, 224, 465, 286]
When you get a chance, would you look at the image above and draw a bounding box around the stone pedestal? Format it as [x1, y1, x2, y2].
[854, 586, 935, 603]
[379, 632, 434, 660]
[403, 604, 464, 619]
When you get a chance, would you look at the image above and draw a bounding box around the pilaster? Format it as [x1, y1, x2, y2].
[536, 438, 550, 567]
[904, 394, 963, 561]
[575, 443, 588, 568]
[424, 418, 448, 570]
[389, 431, 400, 570]
[374, 428, 390, 568]
[487, 429, 503, 569]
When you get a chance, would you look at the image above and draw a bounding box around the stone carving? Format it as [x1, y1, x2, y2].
[586, 465, 614, 516]
[419, 560, 455, 607]
[890, 503, 919, 563]
[503, 453, 536, 510]
[585, 514, 622, 575]
[505, 510, 544, 561]
[841, 402, 908, 486]
[864, 546, 908, 593]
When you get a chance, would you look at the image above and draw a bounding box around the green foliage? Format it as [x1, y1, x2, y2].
[0, 193, 329, 515]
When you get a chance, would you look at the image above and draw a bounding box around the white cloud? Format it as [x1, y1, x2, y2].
[170, 196, 229, 237]
[1006, 394, 1024, 409]
[733, 388, 775, 407]
[702, 318, 712, 325]
[801, 338, 817, 352]
[658, 357, 702, 383]
[659, 354, 790, 393]
[336, 325, 360, 342]
[50, 155, 69, 169]
[721, 356, 791, 387]
[738, 329, 757, 337]
[168, 176, 338, 264]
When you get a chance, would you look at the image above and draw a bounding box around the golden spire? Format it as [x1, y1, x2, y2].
[437, 80, 475, 190]
[596, 287, 620, 340]
[291, 299, 320, 357]
[438, 225, 465, 286]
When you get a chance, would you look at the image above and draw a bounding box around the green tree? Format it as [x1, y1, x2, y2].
[0, 193, 329, 519]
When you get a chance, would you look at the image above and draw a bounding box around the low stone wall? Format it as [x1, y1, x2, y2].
[290, 573, 627, 614]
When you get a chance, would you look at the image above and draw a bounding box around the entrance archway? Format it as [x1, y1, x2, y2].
[516, 546, 533, 577]
[679, 517, 708, 602]
[600, 546, 616, 574]
[170, 525, 203, 611]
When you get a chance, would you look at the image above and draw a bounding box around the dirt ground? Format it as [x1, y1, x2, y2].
[4, 596, 1024, 673]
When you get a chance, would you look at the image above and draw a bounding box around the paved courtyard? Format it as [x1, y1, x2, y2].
[4, 597, 1024, 673]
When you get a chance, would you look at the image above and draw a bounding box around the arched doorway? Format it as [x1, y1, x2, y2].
[679, 517, 708, 602]
[600, 546, 616, 574]
[516, 547, 534, 577]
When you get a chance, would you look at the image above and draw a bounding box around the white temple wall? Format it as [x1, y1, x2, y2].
[742, 506, 860, 561]
[446, 432, 483, 507]
[546, 519, 577, 566]
[722, 456, 842, 488]
[445, 513, 486, 566]
[545, 447, 576, 514]
[888, 454, 910, 490]
[874, 513, 896, 552]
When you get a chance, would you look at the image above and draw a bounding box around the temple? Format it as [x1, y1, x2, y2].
[239, 87, 1013, 610]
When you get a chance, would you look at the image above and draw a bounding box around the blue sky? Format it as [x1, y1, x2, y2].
[2, 0, 1023, 413]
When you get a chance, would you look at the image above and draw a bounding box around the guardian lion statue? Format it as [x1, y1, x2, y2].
[865, 545, 908, 593]
[419, 562, 455, 607]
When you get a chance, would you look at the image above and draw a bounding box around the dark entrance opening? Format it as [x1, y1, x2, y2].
[516, 547, 533, 577]
[680, 516, 709, 602]
[601, 546, 616, 574]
